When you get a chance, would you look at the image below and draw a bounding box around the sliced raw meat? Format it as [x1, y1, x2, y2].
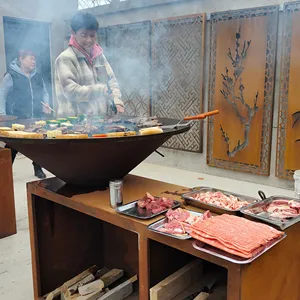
[166, 208, 190, 222]
[203, 210, 212, 220]
[137, 193, 175, 214]
[247, 199, 300, 221]
[157, 209, 211, 236]
[191, 214, 283, 258]
[271, 200, 290, 205]
[290, 201, 300, 210]
[190, 191, 249, 210]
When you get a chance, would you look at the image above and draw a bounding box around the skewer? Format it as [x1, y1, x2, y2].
[163, 110, 219, 130]
[183, 110, 219, 121]
[41, 101, 55, 113]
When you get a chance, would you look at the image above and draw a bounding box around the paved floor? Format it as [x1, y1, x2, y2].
[0, 155, 295, 300]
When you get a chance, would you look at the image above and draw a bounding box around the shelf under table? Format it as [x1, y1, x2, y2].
[27, 175, 300, 300]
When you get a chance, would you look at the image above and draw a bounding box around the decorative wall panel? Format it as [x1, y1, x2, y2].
[98, 27, 108, 54]
[152, 15, 205, 153]
[107, 21, 151, 117]
[207, 6, 278, 175]
[276, 2, 300, 179]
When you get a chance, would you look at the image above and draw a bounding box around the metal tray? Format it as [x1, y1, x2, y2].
[148, 210, 203, 240]
[116, 199, 181, 220]
[192, 234, 287, 264]
[240, 196, 300, 230]
[182, 187, 259, 215]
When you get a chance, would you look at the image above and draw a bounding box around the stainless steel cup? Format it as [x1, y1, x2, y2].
[109, 180, 123, 208]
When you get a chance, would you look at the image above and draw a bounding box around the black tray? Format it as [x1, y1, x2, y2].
[116, 199, 181, 220]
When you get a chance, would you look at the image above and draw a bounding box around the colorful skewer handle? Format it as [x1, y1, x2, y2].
[183, 110, 219, 121]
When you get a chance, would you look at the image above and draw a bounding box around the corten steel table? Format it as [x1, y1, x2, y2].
[27, 175, 300, 300]
[0, 148, 16, 238]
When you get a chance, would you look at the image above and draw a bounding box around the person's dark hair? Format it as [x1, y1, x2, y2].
[19, 50, 35, 59]
[70, 12, 99, 33]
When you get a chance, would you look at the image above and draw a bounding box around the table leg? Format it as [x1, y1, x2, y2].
[0, 148, 16, 238]
[27, 193, 42, 299]
[227, 264, 242, 300]
[139, 235, 149, 300]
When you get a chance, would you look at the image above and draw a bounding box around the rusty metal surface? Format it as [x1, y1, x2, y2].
[152, 14, 205, 153]
[0, 117, 190, 186]
[207, 6, 278, 175]
[276, 1, 300, 180]
[107, 21, 151, 117]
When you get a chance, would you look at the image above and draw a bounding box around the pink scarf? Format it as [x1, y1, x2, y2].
[69, 35, 103, 65]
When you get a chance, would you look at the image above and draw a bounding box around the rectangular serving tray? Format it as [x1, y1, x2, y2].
[148, 210, 203, 240]
[182, 187, 259, 215]
[192, 234, 287, 264]
[116, 199, 181, 220]
[240, 196, 300, 230]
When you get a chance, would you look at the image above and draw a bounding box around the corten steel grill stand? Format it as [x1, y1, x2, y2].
[0, 148, 16, 238]
[27, 175, 300, 300]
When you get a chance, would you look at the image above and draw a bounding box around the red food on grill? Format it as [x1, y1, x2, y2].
[158, 208, 212, 235]
[137, 192, 174, 214]
[190, 214, 284, 258]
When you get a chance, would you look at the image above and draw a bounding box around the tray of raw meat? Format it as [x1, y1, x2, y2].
[191, 214, 286, 264]
[116, 192, 181, 220]
[240, 194, 300, 230]
[182, 187, 259, 215]
[148, 208, 211, 240]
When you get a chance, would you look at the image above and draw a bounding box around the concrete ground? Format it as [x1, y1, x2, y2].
[0, 155, 295, 300]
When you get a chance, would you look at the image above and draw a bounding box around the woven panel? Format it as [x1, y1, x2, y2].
[107, 21, 151, 117]
[207, 6, 278, 175]
[276, 2, 300, 179]
[152, 15, 205, 153]
[98, 27, 108, 54]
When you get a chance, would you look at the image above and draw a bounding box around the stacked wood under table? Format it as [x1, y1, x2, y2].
[27, 175, 300, 300]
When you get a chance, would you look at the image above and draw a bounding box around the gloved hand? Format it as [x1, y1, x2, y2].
[116, 103, 124, 113]
[104, 88, 124, 114]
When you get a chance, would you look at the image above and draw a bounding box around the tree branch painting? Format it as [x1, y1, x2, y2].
[220, 27, 259, 157]
[292, 111, 300, 143]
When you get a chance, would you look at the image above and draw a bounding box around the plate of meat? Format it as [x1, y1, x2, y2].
[182, 187, 258, 215]
[148, 208, 211, 239]
[241, 195, 300, 230]
[191, 214, 286, 264]
[116, 192, 181, 219]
